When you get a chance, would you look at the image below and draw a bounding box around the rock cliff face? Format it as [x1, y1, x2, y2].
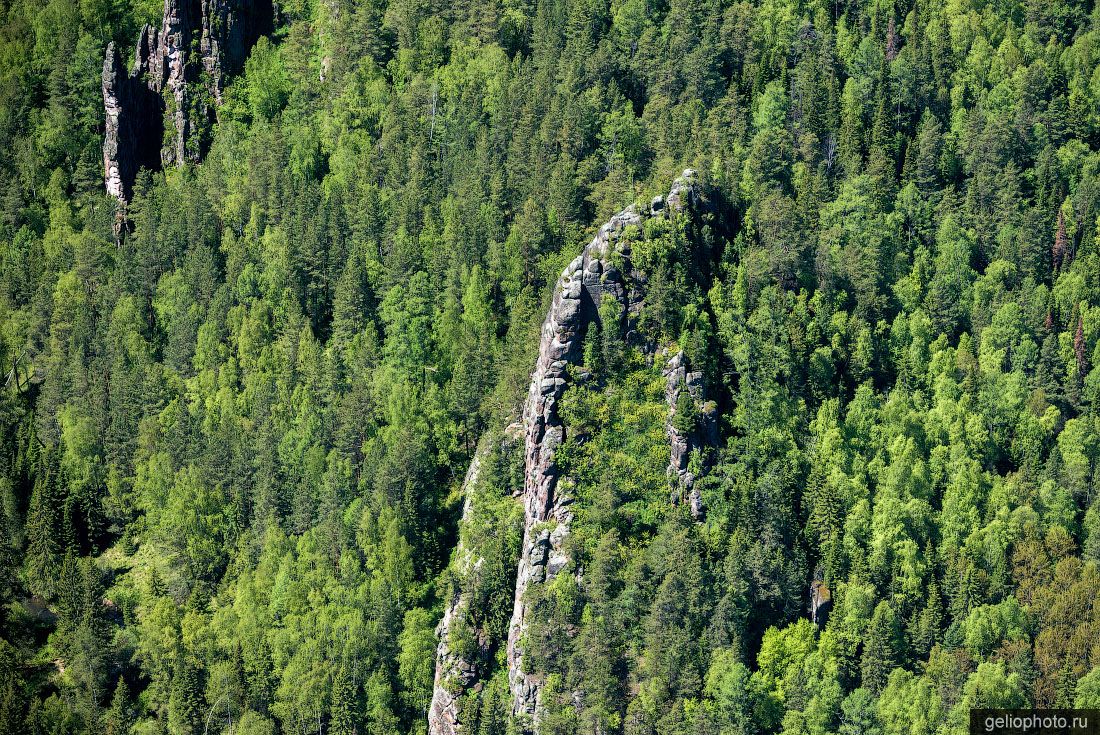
[102, 44, 163, 202]
[103, 0, 272, 202]
[810, 574, 832, 627]
[506, 171, 701, 727]
[664, 350, 717, 519]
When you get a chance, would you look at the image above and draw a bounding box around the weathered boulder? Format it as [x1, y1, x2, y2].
[103, 0, 272, 202]
[507, 170, 702, 727]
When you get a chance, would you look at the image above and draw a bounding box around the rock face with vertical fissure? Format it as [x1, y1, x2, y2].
[103, 0, 272, 202]
[506, 171, 701, 727]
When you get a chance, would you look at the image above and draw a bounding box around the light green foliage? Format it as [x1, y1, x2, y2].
[957, 661, 1028, 711]
[756, 620, 817, 700]
[558, 363, 669, 536]
[397, 608, 437, 715]
[700, 650, 760, 735]
[244, 38, 289, 122]
[235, 711, 276, 735]
[962, 598, 1029, 658]
[1077, 667, 1100, 708]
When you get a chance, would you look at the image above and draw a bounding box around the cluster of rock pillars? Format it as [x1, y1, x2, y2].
[102, 0, 271, 204]
[99, 9, 722, 731]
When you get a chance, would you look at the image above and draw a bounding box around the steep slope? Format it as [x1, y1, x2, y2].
[6, 0, 1100, 732]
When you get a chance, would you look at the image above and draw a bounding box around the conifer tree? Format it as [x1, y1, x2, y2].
[0, 640, 25, 735]
[329, 663, 357, 735]
[24, 456, 62, 601]
[104, 678, 130, 735]
[168, 657, 203, 735]
[861, 602, 901, 694]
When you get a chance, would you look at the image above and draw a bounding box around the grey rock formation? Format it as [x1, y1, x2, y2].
[429, 424, 524, 735]
[507, 171, 701, 727]
[428, 451, 485, 735]
[810, 573, 832, 627]
[103, 0, 272, 202]
[663, 350, 718, 519]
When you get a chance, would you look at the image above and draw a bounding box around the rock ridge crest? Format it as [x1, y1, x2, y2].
[507, 170, 701, 726]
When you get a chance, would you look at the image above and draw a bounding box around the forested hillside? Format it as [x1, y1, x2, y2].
[1, 0, 1100, 732]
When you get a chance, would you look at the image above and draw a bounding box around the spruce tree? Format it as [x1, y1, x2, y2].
[104, 678, 130, 735]
[168, 657, 203, 735]
[0, 640, 25, 735]
[329, 663, 357, 735]
[24, 458, 61, 601]
[861, 602, 901, 694]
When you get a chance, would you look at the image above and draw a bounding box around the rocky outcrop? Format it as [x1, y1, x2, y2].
[810, 572, 832, 627]
[103, 0, 272, 202]
[428, 451, 486, 735]
[507, 171, 701, 727]
[102, 44, 163, 202]
[664, 351, 717, 519]
[429, 424, 523, 735]
[201, 0, 276, 103]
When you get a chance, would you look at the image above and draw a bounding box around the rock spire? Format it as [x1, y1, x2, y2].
[507, 171, 701, 727]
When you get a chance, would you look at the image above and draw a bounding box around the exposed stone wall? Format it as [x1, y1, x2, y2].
[102, 44, 163, 202]
[506, 171, 700, 727]
[428, 424, 523, 735]
[428, 450, 485, 735]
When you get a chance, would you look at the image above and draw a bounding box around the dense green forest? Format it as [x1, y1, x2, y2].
[1, 0, 1100, 732]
